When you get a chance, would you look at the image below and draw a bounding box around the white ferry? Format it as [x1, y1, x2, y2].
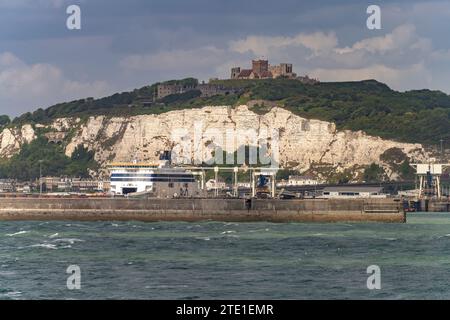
[107, 154, 199, 196]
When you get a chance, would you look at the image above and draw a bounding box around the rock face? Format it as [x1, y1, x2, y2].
[0, 124, 36, 157]
[0, 105, 427, 180]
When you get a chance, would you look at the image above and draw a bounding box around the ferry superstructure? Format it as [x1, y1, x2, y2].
[107, 161, 196, 195]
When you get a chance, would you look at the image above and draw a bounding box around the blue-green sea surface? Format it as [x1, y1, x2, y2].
[1, 212, 450, 299]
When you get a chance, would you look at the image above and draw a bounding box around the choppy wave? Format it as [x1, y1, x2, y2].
[145, 285, 188, 289]
[195, 237, 210, 241]
[224, 234, 240, 238]
[221, 230, 236, 234]
[52, 238, 84, 244]
[30, 243, 58, 250]
[5, 231, 29, 237]
[0, 291, 22, 299]
[248, 228, 270, 233]
[224, 222, 239, 226]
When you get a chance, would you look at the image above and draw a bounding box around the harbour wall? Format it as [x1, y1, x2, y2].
[0, 198, 405, 223]
[422, 200, 450, 212]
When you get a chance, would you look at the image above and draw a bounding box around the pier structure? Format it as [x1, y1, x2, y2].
[174, 166, 279, 198]
[411, 161, 450, 199]
[251, 168, 277, 198]
[407, 161, 450, 212]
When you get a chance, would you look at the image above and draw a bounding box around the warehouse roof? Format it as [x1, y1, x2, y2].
[322, 186, 383, 193]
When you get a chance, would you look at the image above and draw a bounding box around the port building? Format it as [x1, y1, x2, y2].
[321, 186, 386, 198]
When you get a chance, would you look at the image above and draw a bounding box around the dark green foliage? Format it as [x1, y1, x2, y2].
[159, 90, 201, 104]
[0, 115, 10, 127]
[0, 137, 69, 180]
[0, 138, 97, 180]
[65, 145, 99, 177]
[379, 148, 416, 180]
[276, 169, 300, 180]
[363, 163, 386, 182]
[249, 102, 275, 115]
[327, 169, 354, 184]
[12, 85, 156, 124]
[164, 78, 198, 87]
[399, 159, 415, 180]
[380, 147, 407, 163]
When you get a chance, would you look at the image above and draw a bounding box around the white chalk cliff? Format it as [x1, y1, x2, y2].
[0, 106, 427, 180]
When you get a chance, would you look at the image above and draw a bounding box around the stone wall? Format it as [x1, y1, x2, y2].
[0, 197, 405, 223]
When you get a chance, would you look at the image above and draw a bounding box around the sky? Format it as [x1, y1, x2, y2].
[1, 0, 450, 116]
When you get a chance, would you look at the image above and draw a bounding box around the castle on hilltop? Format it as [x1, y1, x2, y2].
[231, 59, 296, 79]
[155, 59, 319, 100]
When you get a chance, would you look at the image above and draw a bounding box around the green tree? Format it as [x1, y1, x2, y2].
[0, 115, 10, 127]
[363, 163, 385, 182]
[399, 160, 415, 180]
[0, 139, 98, 180]
[65, 145, 98, 177]
[1, 136, 69, 180]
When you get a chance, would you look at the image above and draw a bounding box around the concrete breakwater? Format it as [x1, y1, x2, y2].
[0, 198, 405, 223]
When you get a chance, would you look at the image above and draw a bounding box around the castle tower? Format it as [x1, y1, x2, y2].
[252, 59, 269, 76]
[280, 63, 293, 75]
[231, 67, 241, 79]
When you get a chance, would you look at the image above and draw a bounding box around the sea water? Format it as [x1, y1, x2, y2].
[1, 212, 450, 299]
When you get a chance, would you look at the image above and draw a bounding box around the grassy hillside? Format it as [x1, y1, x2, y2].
[6, 78, 450, 146]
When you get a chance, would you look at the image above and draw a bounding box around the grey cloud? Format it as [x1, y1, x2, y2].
[0, 0, 449, 116]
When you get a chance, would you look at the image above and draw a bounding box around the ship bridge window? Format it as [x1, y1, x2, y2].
[339, 192, 358, 196]
[122, 187, 137, 195]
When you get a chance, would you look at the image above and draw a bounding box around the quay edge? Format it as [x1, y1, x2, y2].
[0, 198, 406, 223]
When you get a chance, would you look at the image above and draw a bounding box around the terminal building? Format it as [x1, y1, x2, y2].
[320, 186, 386, 199]
[277, 175, 319, 187]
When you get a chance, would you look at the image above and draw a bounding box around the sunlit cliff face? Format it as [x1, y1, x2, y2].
[0, 105, 427, 181]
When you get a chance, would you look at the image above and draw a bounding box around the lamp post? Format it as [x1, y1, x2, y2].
[39, 160, 43, 196]
[233, 167, 238, 197]
[214, 166, 219, 197]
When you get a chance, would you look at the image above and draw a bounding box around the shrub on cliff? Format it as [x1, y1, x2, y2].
[363, 163, 386, 182]
[0, 137, 97, 180]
